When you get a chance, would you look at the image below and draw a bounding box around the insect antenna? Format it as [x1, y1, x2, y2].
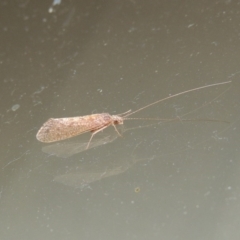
[123, 117, 229, 123]
[123, 117, 178, 121]
[117, 109, 132, 116]
[123, 81, 231, 118]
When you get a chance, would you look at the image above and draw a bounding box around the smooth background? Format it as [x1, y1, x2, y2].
[1, 0, 240, 239]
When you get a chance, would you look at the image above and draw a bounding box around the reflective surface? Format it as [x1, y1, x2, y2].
[1, 1, 240, 239]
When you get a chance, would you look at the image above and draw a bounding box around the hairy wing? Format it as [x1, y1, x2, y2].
[36, 114, 111, 143]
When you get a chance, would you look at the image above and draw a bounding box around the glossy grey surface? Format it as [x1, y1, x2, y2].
[1, 1, 240, 239]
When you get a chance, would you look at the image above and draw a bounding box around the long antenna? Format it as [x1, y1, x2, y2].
[123, 117, 229, 123]
[123, 81, 231, 118]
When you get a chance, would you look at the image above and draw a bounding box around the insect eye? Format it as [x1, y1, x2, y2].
[114, 120, 119, 125]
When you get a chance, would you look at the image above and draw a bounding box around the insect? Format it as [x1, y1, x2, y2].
[36, 81, 231, 149]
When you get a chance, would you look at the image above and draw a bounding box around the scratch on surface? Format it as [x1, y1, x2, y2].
[2, 151, 29, 169]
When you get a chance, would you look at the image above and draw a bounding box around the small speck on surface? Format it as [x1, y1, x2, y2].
[11, 104, 20, 111]
[135, 187, 140, 193]
[53, 0, 61, 5]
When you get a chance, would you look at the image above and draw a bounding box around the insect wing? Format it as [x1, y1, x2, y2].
[36, 114, 110, 143]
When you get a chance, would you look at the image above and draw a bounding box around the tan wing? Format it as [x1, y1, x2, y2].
[36, 114, 112, 143]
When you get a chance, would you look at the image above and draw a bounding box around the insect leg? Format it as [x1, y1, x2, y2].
[86, 125, 109, 149]
[112, 124, 122, 137]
